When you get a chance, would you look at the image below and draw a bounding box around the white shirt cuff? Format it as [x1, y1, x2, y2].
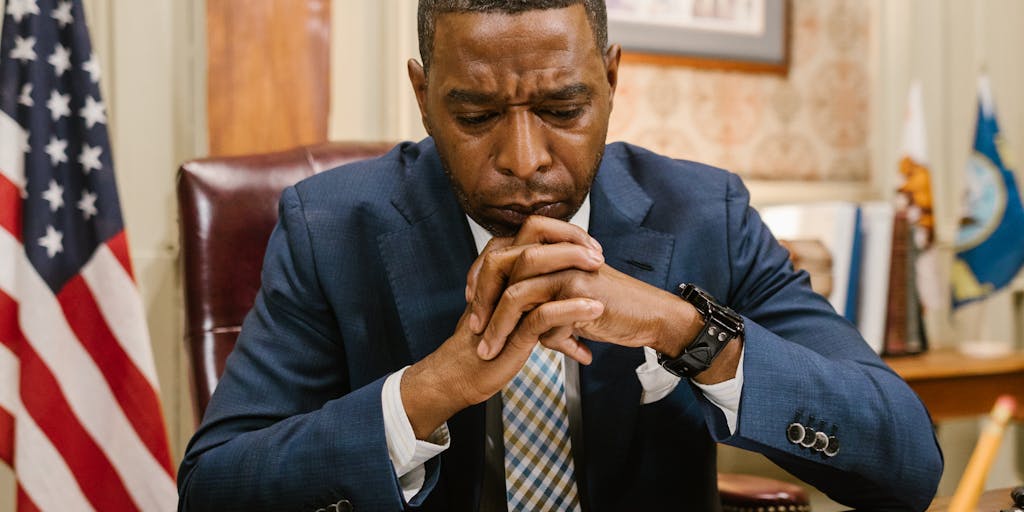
[692, 345, 745, 435]
[637, 347, 682, 404]
[382, 366, 450, 501]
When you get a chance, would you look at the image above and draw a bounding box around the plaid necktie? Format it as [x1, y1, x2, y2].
[502, 346, 582, 511]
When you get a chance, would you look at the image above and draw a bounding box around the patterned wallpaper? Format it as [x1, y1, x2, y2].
[607, 0, 872, 181]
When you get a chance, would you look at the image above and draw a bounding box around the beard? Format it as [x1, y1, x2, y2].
[436, 144, 605, 237]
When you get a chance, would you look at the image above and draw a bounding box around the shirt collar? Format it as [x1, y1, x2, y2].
[466, 196, 591, 255]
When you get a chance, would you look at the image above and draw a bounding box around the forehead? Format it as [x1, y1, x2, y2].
[429, 5, 603, 98]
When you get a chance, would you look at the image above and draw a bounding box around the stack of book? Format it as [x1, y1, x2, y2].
[759, 201, 926, 355]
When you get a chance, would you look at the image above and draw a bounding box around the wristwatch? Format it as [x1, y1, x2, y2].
[657, 283, 744, 378]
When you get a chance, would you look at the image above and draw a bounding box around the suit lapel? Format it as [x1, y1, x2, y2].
[580, 146, 677, 504]
[378, 141, 476, 362]
[377, 141, 486, 510]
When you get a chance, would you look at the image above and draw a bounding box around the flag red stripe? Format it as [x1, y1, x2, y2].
[0, 173, 21, 243]
[0, 291, 18, 354]
[57, 275, 174, 475]
[9, 297, 139, 510]
[107, 230, 135, 281]
[0, 291, 17, 467]
[0, 405, 13, 466]
[17, 484, 42, 512]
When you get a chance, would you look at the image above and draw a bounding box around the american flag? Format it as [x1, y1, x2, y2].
[0, 0, 176, 510]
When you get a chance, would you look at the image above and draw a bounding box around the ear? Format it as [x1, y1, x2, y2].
[603, 44, 622, 111]
[407, 59, 432, 135]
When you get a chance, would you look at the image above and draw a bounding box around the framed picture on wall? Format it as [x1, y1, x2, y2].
[607, 0, 789, 74]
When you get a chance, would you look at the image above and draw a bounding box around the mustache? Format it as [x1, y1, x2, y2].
[478, 177, 573, 199]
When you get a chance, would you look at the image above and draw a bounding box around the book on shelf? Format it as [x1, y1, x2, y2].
[856, 202, 895, 354]
[759, 202, 860, 323]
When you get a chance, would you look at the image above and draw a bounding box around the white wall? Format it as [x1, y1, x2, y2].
[330, 0, 425, 142]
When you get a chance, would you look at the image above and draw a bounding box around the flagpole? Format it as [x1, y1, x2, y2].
[974, 1, 986, 77]
[959, 75, 998, 357]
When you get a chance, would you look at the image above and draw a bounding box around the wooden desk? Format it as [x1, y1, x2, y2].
[927, 486, 1016, 511]
[885, 348, 1024, 422]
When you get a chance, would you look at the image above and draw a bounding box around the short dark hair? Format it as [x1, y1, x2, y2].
[417, 0, 608, 72]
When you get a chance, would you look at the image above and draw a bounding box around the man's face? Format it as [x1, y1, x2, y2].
[410, 5, 620, 236]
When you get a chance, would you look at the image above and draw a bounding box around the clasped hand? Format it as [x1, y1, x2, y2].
[466, 216, 692, 363]
[401, 216, 694, 439]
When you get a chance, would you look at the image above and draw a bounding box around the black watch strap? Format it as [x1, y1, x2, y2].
[658, 283, 743, 378]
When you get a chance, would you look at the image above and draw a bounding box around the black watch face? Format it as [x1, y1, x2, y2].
[679, 283, 712, 312]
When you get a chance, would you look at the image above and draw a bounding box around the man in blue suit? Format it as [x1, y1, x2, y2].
[178, 1, 943, 511]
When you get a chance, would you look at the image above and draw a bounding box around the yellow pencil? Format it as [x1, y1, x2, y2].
[947, 395, 1017, 512]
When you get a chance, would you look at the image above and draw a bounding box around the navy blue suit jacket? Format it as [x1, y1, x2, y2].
[178, 139, 943, 511]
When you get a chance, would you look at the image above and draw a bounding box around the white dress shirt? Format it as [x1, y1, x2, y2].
[381, 196, 745, 501]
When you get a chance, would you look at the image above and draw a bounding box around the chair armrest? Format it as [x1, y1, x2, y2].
[718, 473, 811, 512]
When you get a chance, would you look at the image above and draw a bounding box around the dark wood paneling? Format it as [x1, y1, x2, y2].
[207, 0, 330, 157]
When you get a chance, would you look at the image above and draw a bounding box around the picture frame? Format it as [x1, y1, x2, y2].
[607, 0, 789, 75]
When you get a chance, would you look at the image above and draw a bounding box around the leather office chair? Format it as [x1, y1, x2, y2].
[177, 142, 811, 512]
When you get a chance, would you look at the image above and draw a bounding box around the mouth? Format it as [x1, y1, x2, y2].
[488, 201, 568, 227]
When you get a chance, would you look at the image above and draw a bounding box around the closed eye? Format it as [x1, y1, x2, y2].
[457, 112, 499, 126]
[541, 107, 584, 121]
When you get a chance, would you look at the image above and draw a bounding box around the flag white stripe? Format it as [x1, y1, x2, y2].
[0, 344, 96, 512]
[80, 243, 161, 389]
[0, 230, 177, 511]
[0, 112, 27, 191]
[0, 345, 19, 420]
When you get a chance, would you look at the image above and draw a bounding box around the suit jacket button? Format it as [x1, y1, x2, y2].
[786, 422, 805, 444]
[824, 436, 840, 457]
[799, 426, 817, 448]
[335, 499, 353, 512]
[812, 430, 829, 451]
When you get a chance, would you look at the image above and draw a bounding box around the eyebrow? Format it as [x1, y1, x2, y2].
[546, 83, 592, 101]
[446, 89, 497, 105]
[445, 82, 593, 105]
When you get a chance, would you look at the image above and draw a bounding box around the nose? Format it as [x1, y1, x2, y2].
[494, 109, 553, 180]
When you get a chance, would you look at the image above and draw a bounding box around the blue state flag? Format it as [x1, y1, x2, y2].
[952, 76, 1024, 306]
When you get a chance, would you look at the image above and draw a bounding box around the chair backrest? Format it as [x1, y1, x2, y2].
[176, 141, 394, 419]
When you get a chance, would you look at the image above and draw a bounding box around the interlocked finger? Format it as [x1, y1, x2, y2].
[513, 215, 602, 253]
[465, 237, 514, 302]
[539, 325, 591, 365]
[478, 271, 587, 359]
[494, 298, 603, 363]
[469, 242, 602, 334]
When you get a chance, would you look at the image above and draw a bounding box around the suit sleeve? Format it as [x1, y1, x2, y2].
[177, 186, 439, 512]
[702, 174, 943, 511]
